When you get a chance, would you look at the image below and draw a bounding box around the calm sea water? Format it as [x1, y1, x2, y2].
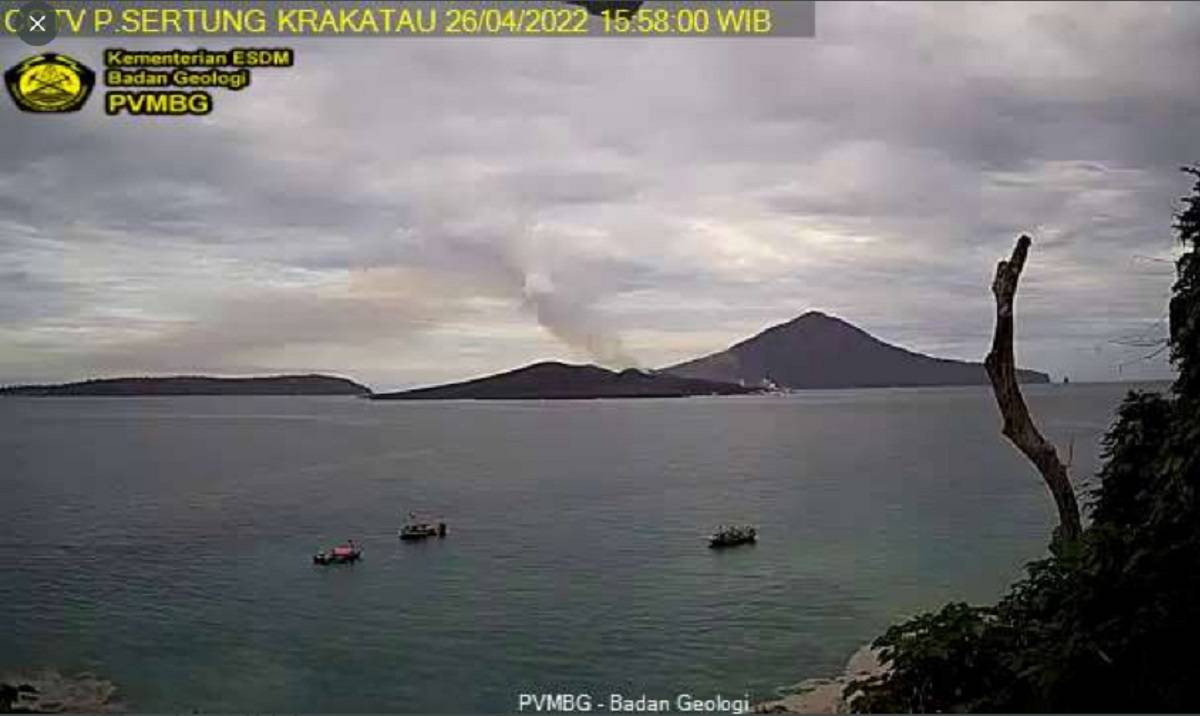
[0, 383, 1161, 712]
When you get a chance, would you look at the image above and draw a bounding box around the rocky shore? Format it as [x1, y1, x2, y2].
[0, 670, 121, 713]
[753, 646, 885, 714]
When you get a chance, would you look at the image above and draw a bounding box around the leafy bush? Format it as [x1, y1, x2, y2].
[849, 168, 1200, 713]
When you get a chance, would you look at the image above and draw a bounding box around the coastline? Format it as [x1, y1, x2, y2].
[0, 670, 122, 713]
[753, 646, 885, 714]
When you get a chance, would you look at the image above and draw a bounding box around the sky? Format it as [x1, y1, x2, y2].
[1, 1, 1196, 390]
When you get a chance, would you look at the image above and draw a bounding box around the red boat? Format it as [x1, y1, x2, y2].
[313, 540, 362, 564]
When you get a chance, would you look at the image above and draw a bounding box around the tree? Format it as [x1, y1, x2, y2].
[984, 235, 1082, 549]
[849, 167, 1200, 713]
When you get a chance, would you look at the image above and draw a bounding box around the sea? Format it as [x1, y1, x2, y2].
[0, 382, 1164, 713]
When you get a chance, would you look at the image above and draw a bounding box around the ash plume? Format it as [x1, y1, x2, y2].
[521, 270, 639, 369]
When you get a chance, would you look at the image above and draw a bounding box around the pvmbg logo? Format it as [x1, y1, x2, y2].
[5, 53, 95, 113]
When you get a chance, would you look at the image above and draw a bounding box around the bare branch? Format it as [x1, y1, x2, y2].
[984, 235, 1082, 547]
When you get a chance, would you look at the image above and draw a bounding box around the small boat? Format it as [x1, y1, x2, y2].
[709, 525, 757, 549]
[313, 540, 362, 564]
[399, 514, 447, 541]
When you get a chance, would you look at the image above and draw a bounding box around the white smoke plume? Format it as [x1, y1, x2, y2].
[520, 269, 640, 369]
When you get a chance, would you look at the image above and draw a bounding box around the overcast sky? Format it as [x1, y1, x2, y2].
[1, 2, 1196, 390]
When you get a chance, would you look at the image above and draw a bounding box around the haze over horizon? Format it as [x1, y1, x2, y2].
[2, 2, 1195, 390]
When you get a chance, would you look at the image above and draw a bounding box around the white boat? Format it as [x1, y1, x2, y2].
[709, 525, 757, 548]
[399, 514, 446, 541]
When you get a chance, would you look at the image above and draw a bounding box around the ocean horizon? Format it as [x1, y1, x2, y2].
[0, 382, 1163, 712]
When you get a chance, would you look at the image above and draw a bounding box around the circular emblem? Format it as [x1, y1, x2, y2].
[5, 53, 95, 113]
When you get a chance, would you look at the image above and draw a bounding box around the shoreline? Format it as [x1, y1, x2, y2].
[753, 646, 885, 714]
[0, 670, 122, 713]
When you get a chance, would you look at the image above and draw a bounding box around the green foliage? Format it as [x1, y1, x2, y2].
[1170, 166, 1200, 400]
[849, 603, 1019, 713]
[848, 168, 1200, 712]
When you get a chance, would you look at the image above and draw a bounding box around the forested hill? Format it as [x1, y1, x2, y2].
[0, 375, 372, 396]
[665, 311, 1050, 388]
[370, 361, 758, 400]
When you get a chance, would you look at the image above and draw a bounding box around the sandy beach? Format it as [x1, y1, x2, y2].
[753, 646, 885, 714]
[0, 670, 122, 713]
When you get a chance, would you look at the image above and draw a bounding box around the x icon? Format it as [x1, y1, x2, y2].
[16, 1, 57, 44]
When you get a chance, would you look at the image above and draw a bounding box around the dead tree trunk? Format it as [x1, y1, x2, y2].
[984, 235, 1082, 548]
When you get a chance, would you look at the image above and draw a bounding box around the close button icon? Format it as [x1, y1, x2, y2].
[17, 1, 58, 46]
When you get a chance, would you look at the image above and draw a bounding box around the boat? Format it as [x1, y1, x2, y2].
[709, 525, 757, 548]
[399, 514, 447, 541]
[313, 540, 362, 564]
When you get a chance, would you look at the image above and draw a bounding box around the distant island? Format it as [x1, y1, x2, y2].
[2, 312, 1050, 399]
[0, 374, 372, 397]
[369, 362, 757, 400]
[381, 311, 1052, 400]
[665, 311, 1050, 388]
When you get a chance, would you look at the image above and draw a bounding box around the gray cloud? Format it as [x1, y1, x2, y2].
[1, 2, 1196, 389]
